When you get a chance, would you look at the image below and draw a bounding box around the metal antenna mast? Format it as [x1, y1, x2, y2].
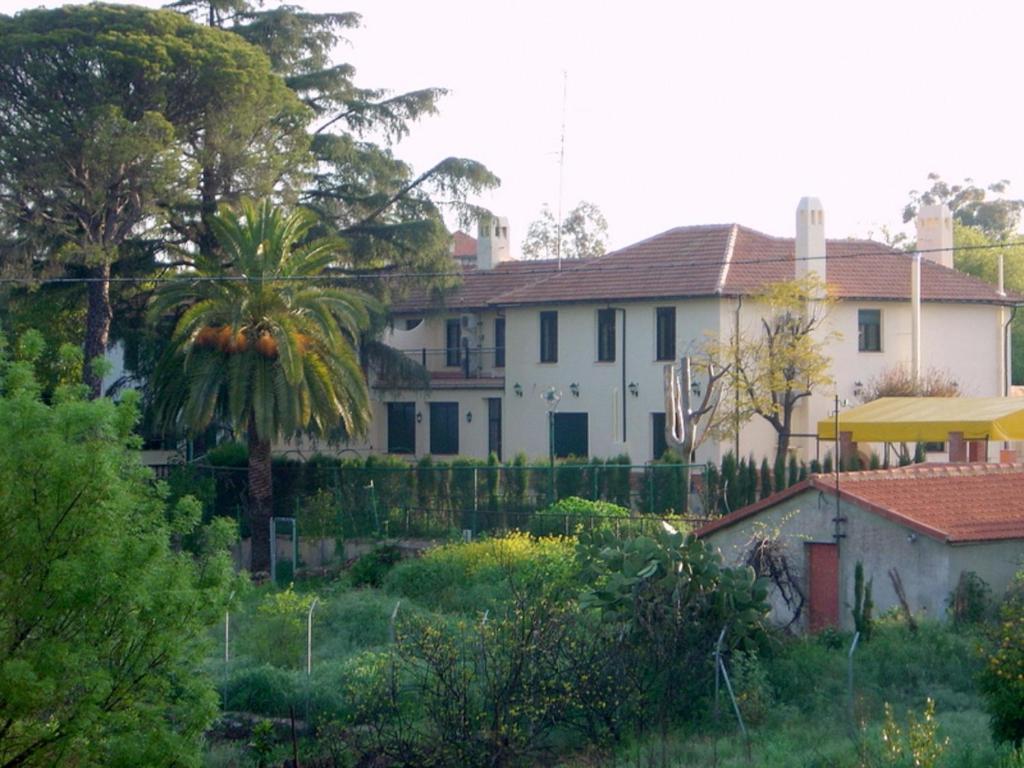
[555, 71, 567, 271]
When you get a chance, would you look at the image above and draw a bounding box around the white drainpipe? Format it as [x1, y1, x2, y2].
[911, 251, 921, 383]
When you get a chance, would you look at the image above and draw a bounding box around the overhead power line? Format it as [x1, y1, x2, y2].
[0, 239, 1021, 286]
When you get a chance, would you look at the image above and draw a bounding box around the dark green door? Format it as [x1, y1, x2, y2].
[553, 412, 588, 458]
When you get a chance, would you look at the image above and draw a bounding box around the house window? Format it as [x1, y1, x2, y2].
[597, 308, 616, 362]
[445, 319, 462, 366]
[651, 412, 667, 460]
[540, 311, 558, 363]
[656, 307, 676, 361]
[386, 402, 416, 454]
[429, 402, 459, 455]
[494, 317, 505, 368]
[858, 309, 881, 352]
[552, 412, 588, 458]
[487, 397, 502, 459]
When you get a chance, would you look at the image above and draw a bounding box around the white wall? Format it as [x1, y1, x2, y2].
[373, 295, 1006, 466]
[502, 299, 722, 463]
[718, 297, 1006, 465]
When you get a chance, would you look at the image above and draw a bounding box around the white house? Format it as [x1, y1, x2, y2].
[355, 200, 1016, 466]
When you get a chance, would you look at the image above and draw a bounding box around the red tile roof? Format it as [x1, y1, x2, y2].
[451, 231, 477, 260]
[392, 223, 1018, 314]
[390, 259, 568, 313]
[697, 463, 1024, 544]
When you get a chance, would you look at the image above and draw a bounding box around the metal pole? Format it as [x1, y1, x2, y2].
[269, 517, 276, 583]
[848, 631, 861, 736]
[223, 589, 235, 710]
[389, 600, 401, 644]
[305, 597, 319, 724]
[306, 597, 320, 675]
[548, 411, 555, 504]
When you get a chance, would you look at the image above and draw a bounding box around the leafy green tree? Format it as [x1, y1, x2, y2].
[521, 201, 609, 260]
[0, 331, 237, 767]
[708, 275, 838, 463]
[903, 173, 1024, 240]
[149, 199, 377, 573]
[0, 5, 308, 397]
[168, 0, 499, 297]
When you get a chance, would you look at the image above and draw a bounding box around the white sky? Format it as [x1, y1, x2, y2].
[5, 0, 1024, 253]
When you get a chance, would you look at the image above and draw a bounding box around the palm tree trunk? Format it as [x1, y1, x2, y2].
[248, 421, 273, 575]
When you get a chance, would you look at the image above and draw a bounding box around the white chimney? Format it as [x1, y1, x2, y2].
[795, 197, 826, 284]
[476, 215, 510, 271]
[915, 204, 954, 270]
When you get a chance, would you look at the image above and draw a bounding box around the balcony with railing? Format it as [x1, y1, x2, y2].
[389, 344, 506, 388]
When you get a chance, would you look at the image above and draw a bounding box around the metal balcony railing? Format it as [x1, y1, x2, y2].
[397, 345, 505, 379]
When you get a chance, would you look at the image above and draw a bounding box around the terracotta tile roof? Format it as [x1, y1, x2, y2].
[390, 259, 567, 313]
[392, 223, 1019, 314]
[451, 231, 477, 259]
[495, 224, 1017, 306]
[495, 225, 734, 305]
[697, 463, 1024, 544]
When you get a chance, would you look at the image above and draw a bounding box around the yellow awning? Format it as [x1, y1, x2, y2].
[817, 397, 1024, 443]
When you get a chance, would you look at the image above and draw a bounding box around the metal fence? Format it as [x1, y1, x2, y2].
[162, 460, 717, 541]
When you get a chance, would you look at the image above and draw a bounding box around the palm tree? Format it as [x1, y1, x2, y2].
[149, 198, 377, 574]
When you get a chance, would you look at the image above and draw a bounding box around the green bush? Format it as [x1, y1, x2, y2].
[350, 544, 403, 588]
[207, 441, 248, 466]
[530, 495, 631, 537]
[949, 571, 993, 626]
[384, 533, 578, 612]
[731, 649, 775, 726]
[223, 663, 303, 717]
[235, 586, 319, 669]
[555, 455, 589, 500]
[979, 576, 1024, 746]
[603, 454, 632, 508]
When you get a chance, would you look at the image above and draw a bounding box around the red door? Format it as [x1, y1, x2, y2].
[806, 542, 839, 632]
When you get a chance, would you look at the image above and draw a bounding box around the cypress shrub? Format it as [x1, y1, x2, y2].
[773, 455, 786, 492]
[504, 453, 529, 513]
[720, 452, 738, 513]
[759, 458, 773, 500]
[416, 456, 436, 511]
[605, 454, 633, 508]
[485, 452, 501, 510]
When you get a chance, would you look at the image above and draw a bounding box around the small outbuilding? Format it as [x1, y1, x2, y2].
[697, 463, 1024, 632]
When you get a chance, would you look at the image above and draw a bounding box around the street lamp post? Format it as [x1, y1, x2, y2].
[542, 388, 562, 504]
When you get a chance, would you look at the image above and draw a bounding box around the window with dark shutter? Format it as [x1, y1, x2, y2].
[540, 311, 558, 363]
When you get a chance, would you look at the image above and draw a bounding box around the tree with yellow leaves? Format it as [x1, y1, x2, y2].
[708, 275, 837, 464]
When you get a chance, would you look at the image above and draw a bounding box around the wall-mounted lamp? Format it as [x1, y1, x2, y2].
[628, 381, 639, 398]
[416, 411, 423, 424]
[513, 382, 523, 397]
[569, 382, 580, 398]
[852, 380, 864, 399]
[690, 380, 702, 399]
[466, 411, 473, 423]
[907, 532, 918, 544]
